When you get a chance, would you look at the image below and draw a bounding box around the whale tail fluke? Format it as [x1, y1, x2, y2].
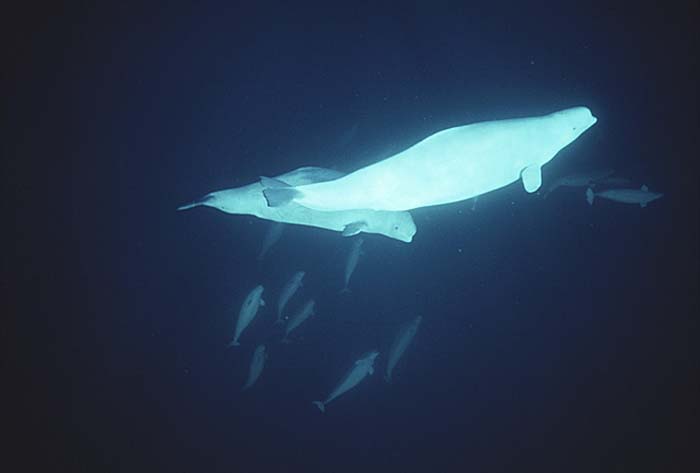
[227, 340, 240, 348]
[312, 401, 325, 413]
[586, 188, 595, 206]
[339, 287, 351, 295]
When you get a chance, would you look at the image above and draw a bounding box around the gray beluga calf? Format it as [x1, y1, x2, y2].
[341, 237, 364, 293]
[242, 344, 267, 390]
[178, 167, 416, 243]
[586, 185, 663, 207]
[542, 168, 614, 198]
[262, 107, 598, 212]
[592, 176, 632, 188]
[282, 299, 316, 342]
[385, 315, 422, 383]
[257, 222, 285, 261]
[277, 271, 305, 324]
[312, 351, 380, 413]
[228, 285, 265, 347]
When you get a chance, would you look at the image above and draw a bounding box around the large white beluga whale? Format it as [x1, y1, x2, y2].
[262, 107, 598, 212]
[178, 167, 416, 243]
[312, 350, 379, 413]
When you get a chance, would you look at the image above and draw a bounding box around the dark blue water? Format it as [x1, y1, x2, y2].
[9, 3, 697, 472]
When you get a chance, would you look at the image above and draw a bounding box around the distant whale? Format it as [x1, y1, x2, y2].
[282, 299, 316, 343]
[586, 185, 663, 207]
[385, 315, 422, 383]
[313, 351, 379, 413]
[257, 222, 285, 261]
[178, 167, 416, 243]
[242, 344, 267, 390]
[262, 107, 597, 212]
[228, 285, 265, 347]
[277, 271, 305, 324]
[542, 168, 614, 198]
[341, 237, 364, 293]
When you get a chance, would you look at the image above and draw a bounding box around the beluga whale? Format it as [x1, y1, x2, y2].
[241, 344, 267, 390]
[385, 315, 422, 383]
[341, 237, 364, 293]
[277, 270, 305, 324]
[178, 167, 416, 243]
[542, 168, 614, 198]
[262, 107, 598, 212]
[586, 185, 663, 207]
[312, 350, 379, 413]
[228, 285, 265, 347]
[257, 222, 285, 261]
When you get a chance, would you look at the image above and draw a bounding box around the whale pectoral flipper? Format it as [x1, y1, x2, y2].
[342, 221, 368, 237]
[521, 165, 543, 193]
[263, 188, 301, 207]
[260, 176, 301, 207]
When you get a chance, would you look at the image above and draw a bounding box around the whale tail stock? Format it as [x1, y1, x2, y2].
[177, 202, 200, 211]
[312, 401, 325, 413]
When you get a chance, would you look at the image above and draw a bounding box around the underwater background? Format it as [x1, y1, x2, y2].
[7, 2, 697, 472]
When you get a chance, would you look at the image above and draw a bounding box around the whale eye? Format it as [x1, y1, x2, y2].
[393, 225, 399, 230]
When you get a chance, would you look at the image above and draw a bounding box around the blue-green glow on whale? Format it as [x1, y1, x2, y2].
[263, 107, 598, 212]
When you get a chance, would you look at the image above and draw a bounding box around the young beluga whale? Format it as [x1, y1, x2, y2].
[228, 285, 265, 347]
[242, 344, 267, 390]
[542, 168, 614, 198]
[257, 222, 285, 261]
[586, 185, 663, 207]
[178, 167, 416, 243]
[282, 299, 316, 342]
[277, 271, 305, 324]
[341, 237, 364, 293]
[262, 107, 598, 212]
[385, 315, 422, 383]
[312, 351, 379, 413]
